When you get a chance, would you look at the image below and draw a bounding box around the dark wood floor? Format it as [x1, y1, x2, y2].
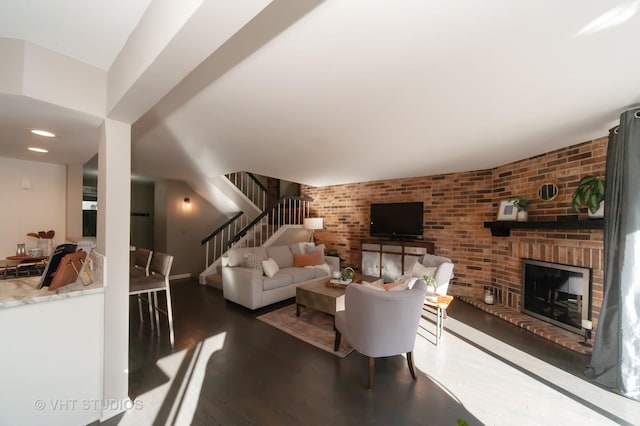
[101, 278, 592, 426]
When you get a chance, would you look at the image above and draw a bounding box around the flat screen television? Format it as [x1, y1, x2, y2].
[370, 202, 424, 239]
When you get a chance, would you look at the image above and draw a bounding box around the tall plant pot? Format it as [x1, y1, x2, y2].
[588, 201, 604, 218]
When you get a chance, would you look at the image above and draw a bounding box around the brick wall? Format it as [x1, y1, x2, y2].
[302, 170, 494, 298]
[490, 137, 607, 335]
[302, 136, 607, 336]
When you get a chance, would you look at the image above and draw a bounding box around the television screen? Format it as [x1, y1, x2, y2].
[370, 202, 424, 239]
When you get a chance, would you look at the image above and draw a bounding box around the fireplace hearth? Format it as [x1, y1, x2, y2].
[521, 259, 591, 335]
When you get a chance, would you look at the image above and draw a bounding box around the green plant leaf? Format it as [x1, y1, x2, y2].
[573, 175, 605, 213]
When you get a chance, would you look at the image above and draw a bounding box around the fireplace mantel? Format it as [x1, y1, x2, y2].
[484, 218, 604, 236]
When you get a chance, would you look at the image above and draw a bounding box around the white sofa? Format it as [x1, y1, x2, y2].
[222, 243, 340, 310]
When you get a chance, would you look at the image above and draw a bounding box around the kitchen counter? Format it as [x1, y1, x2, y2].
[0, 274, 103, 308]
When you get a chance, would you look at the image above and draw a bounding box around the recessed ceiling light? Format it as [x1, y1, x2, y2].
[28, 147, 48, 153]
[31, 129, 56, 138]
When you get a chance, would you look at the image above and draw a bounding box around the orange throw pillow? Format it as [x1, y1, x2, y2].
[294, 251, 323, 267]
[382, 281, 406, 291]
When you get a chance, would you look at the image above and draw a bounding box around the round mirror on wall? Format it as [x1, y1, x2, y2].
[538, 183, 559, 201]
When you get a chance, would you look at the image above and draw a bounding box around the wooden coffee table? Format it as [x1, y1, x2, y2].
[295, 274, 383, 319]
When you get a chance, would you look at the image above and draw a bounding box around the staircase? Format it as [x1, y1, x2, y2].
[199, 172, 311, 286]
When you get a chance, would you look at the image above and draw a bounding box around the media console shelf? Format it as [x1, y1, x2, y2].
[484, 218, 604, 236]
[361, 239, 435, 282]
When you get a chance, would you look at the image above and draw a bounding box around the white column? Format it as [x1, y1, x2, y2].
[97, 119, 130, 421]
[65, 164, 83, 239]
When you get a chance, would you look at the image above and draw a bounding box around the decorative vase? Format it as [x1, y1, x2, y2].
[484, 289, 494, 305]
[588, 201, 604, 218]
[516, 210, 528, 222]
[16, 243, 26, 256]
[426, 284, 436, 294]
[38, 239, 55, 256]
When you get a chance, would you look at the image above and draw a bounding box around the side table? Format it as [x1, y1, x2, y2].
[424, 295, 454, 346]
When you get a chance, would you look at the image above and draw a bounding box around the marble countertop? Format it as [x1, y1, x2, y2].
[0, 275, 104, 308]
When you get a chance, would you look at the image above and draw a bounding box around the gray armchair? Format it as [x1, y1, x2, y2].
[420, 253, 454, 295]
[334, 279, 427, 390]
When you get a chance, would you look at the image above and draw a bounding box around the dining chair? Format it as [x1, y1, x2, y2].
[130, 248, 153, 324]
[130, 252, 175, 348]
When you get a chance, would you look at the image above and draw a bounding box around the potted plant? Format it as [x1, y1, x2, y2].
[422, 275, 437, 293]
[572, 175, 605, 218]
[509, 197, 530, 221]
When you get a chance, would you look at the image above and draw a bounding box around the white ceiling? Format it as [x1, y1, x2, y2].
[2, 1, 640, 187]
[0, 0, 152, 71]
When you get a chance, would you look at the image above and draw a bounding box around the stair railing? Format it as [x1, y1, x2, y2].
[225, 171, 267, 211]
[201, 211, 246, 271]
[228, 196, 312, 248]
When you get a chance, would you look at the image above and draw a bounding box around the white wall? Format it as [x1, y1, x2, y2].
[66, 164, 83, 238]
[0, 157, 66, 256]
[131, 181, 155, 250]
[155, 179, 227, 278]
[22, 42, 106, 117]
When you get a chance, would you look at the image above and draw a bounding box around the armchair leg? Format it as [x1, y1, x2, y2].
[334, 330, 342, 351]
[407, 351, 417, 380]
[368, 357, 375, 390]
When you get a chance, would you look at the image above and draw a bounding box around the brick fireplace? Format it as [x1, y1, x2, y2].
[302, 136, 606, 354]
[471, 228, 603, 353]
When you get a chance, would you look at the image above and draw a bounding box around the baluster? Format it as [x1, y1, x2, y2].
[205, 241, 210, 270]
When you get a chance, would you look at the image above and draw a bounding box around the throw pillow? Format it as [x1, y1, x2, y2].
[262, 258, 280, 278]
[383, 281, 408, 291]
[244, 252, 263, 271]
[305, 244, 326, 263]
[411, 262, 437, 280]
[293, 251, 323, 267]
[362, 281, 385, 291]
[305, 263, 331, 276]
[266, 245, 294, 268]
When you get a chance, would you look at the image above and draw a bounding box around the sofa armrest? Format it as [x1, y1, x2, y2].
[325, 255, 340, 274]
[222, 266, 264, 310]
[435, 261, 454, 295]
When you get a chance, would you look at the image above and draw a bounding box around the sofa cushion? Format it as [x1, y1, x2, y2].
[263, 272, 293, 291]
[280, 267, 317, 283]
[308, 263, 331, 277]
[262, 258, 280, 278]
[267, 245, 294, 268]
[305, 243, 325, 262]
[245, 252, 264, 271]
[293, 251, 322, 267]
[290, 242, 315, 255]
[411, 262, 437, 279]
[421, 254, 452, 268]
[228, 247, 267, 267]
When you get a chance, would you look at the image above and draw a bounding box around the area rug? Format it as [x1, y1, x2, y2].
[258, 304, 354, 358]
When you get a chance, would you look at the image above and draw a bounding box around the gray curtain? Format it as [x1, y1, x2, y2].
[586, 107, 640, 401]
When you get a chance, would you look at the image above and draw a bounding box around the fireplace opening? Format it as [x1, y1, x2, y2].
[521, 259, 591, 335]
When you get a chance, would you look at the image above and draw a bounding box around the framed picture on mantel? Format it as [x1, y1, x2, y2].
[497, 200, 518, 221]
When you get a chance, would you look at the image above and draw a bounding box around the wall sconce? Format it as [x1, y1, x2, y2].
[182, 196, 192, 212]
[303, 217, 323, 242]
